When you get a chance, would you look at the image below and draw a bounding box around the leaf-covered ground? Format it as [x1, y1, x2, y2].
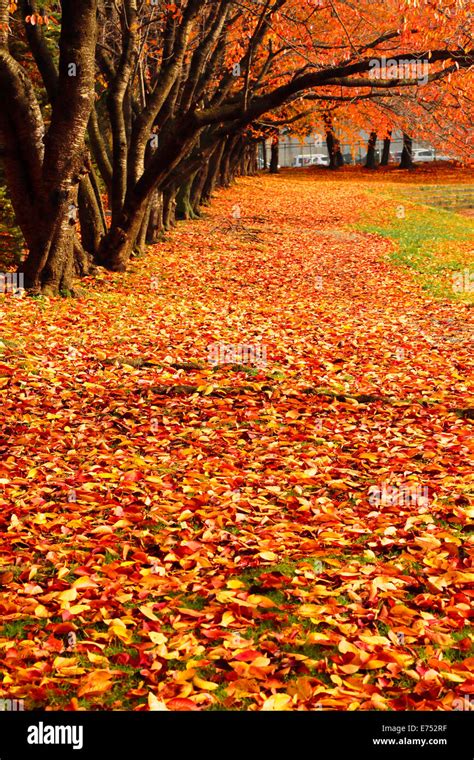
[0, 170, 473, 711]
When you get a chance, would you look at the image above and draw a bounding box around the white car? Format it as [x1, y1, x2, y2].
[412, 149, 436, 163]
[310, 154, 329, 166]
[292, 153, 329, 167]
[411, 149, 455, 163]
[292, 154, 313, 167]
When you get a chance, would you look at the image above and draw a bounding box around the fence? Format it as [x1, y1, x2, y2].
[265, 139, 447, 168]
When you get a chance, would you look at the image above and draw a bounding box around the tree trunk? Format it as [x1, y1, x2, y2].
[74, 237, 91, 278]
[269, 133, 279, 173]
[107, 3, 138, 228]
[201, 140, 225, 203]
[326, 130, 336, 169]
[0, 0, 98, 294]
[327, 130, 344, 168]
[34, 208, 76, 295]
[146, 190, 164, 244]
[96, 199, 147, 272]
[78, 173, 107, 259]
[134, 200, 152, 256]
[220, 135, 238, 186]
[399, 133, 414, 169]
[176, 171, 199, 220]
[251, 143, 258, 174]
[189, 165, 208, 215]
[380, 131, 392, 166]
[97, 113, 202, 271]
[163, 187, 177, 231]
[324, 113, 343, 169]
[365, 131, 378, 169]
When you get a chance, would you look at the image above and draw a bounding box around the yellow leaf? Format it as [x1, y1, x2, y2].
[258, 551, 277, 561]
[371, 693, 389, 710]
[72, 576, 98, 589]
[57, 588, 78, 603]
[78, 670, 115, 697]
[227, 579, 246, 589]
[298, 604, 320, 618]
[338, 639, 359, 654]
[114, 519, 132, 529]
[327, 479, 348, 490]
[148, 692, 169, 711]
[439, 672, 466, 683]
[306, 632, 333, 645]
[149, 631, 168, 645]
[193, 675, 219, 691]
[364, 659, 387, 670]
[175, 669, 196, 683]
[53, 656, 78, 670]
[359, 453, 378, 462]
[139, 605, 159, 621]
[220, 611, 235, 627]
[68, 604, 91, 615]
[360, 634, 390, 646]
[261, 693, 292, 710]
[108, 619, 133, 644]
[247, 595, 278, 609]
[87, 652, 109, 666]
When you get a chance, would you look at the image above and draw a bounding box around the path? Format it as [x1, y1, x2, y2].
[0, 173, 472, 711]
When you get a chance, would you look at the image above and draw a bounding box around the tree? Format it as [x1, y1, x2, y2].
[365, 131, 378, 169]
[399, 132, 414, 169]
[89, 0, 474, 272]
[0, 0, 98, 294]
[1, 0, 473, 290]
[380, 130, 392, 166]
[269, 132, 280, 174]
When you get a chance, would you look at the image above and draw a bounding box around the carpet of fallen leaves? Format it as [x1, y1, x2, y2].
[0, 170, 473, 712]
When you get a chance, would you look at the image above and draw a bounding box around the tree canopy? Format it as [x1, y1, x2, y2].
[0, 0, 472, 293]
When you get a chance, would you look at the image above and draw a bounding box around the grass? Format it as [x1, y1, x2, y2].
[452, 627, 474, 643]
[179, 594, 208, 610]
[356, 189, 474, 301]
[0, 618, 43, 639]
[400, 185, 474, 212]
[376, 621, 390, 637]
[237, 561, 300, 582]
[281, 642, 336, 660]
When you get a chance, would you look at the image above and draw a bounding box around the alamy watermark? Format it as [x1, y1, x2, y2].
[368, 481, 430, 507]
[27, 722, 83, 751]
[452, 695, 474, 711]
[0, 698, 24, 711]
[0, 272, 24, 296]
[452, 269, 474, 293]
[369, 56, 429, 86]
[207, 343, 267, 368]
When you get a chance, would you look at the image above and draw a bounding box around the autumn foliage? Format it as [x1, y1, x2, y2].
[0, 171, 472, 711]
[0, 0, 473, 292]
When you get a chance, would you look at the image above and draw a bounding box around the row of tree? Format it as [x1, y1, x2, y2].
[266, 129, 420, 172]
[0, 0, 472, 294]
